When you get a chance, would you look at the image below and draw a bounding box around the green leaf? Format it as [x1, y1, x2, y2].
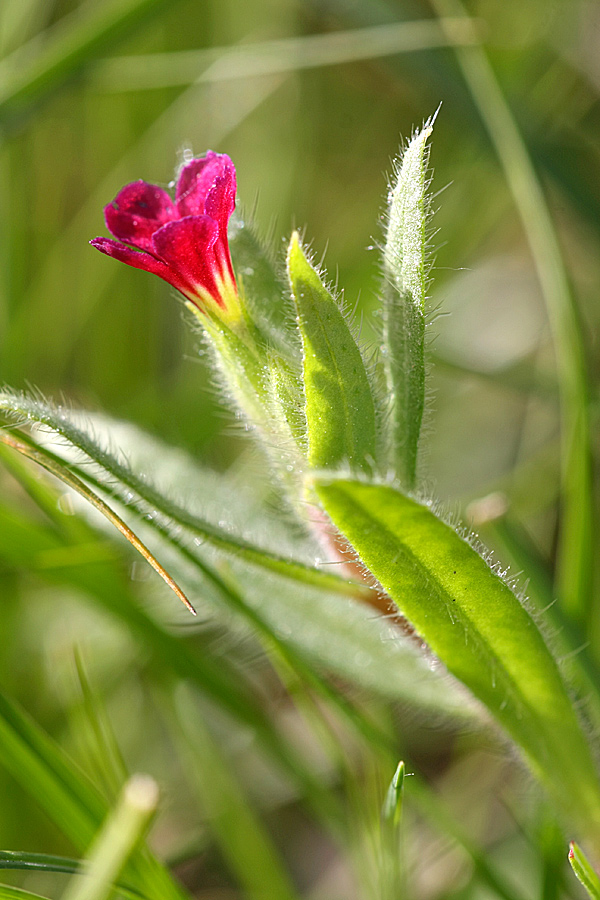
[0, 431, 196, 615]
[314, 476, 600, 843]
[286, 232, 377, 473]
[569, 842, 600, 899]
[0, 853, 144, 900]
[382, 121, 433, 488]
[0, 852, 83, 877]
[0, 390, 344, 594]
[0, 393, 474, 719]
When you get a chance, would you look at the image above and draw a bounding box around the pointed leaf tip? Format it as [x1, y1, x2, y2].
[568, 841, 600, 899]
[380, 117, 435, 487]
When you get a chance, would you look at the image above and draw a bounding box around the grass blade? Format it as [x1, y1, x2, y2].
[0, 853, 144, 900]
[169, 685, 301, 900]
[60, 775, 158, 900]
[0, 430, 196, 615]
[0, 0, 180, 128]
[91, 18, 480, 92]
[569, 842, 600, 899]
[0, 887, 52, 900]
[431, 0, 594, 628]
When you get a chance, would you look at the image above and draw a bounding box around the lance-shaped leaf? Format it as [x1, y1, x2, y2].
[287, 232, 376, 472]
[382, 120, 433, 488]
[314, 476, 600, 845]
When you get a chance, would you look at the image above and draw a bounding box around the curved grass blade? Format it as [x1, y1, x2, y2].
[0, 853, 144, 900]
[0, 887, 52, 900]
[315, 475, 600, 844]
[431, 0, 594, 627]
[0, 431, 196, 615]
[0, 390, 362, 600]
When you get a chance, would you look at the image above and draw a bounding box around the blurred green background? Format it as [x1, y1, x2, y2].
[1, 0, 599, 897]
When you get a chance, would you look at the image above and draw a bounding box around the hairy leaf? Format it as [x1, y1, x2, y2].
[287, 232, 376, 473]
[382, 120, 433, 487]
[315, 476, 600, 843]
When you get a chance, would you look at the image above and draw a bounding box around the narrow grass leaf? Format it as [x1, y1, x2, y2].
[0, 0, 180, 128]
[0, 850, 145, 900]
[569, 842, 600, 899]
[286, 232, 376, 472]
[431, 0, 594, 627]
[0, 853, 144, 900]
[92, 19, 480, 92]
[73, 651, 129, 801]
[314, 476, 600, 844]
[171, 685, 301, 900]
[60, 775, 158, 900]
[0, 852, 82, 877]
[382, 761, 405, 828]
[0, 689, 106, 848]
[0, 887, 52, 900]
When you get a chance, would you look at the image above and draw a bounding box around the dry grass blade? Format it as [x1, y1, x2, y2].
[0, 430, 196, 615]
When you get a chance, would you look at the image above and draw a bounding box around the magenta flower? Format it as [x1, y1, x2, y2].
[91, 151, 240, 322]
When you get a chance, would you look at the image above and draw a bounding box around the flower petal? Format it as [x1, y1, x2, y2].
[104, 181, 176, 252]
[90, 237, 190, 295]
[151, 215, 222, 300]
[176, 153, 236, 230]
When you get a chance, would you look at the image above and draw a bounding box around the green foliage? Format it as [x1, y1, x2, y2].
[287, 232, 376, 473]
[382, 761, 405, 828]
[168, 685, 300, 900]
[1, 0, 600, 896]
[314, 477, 600, 842]
[382, 122, 432, 488]
[569, 842, 600, 900]
[0, 692, 187, 900]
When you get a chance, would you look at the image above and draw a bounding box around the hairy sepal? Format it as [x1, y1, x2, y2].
[286, 232, 376, 474]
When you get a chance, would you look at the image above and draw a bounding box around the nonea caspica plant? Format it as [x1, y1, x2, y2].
[2, 118, 600, 895]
